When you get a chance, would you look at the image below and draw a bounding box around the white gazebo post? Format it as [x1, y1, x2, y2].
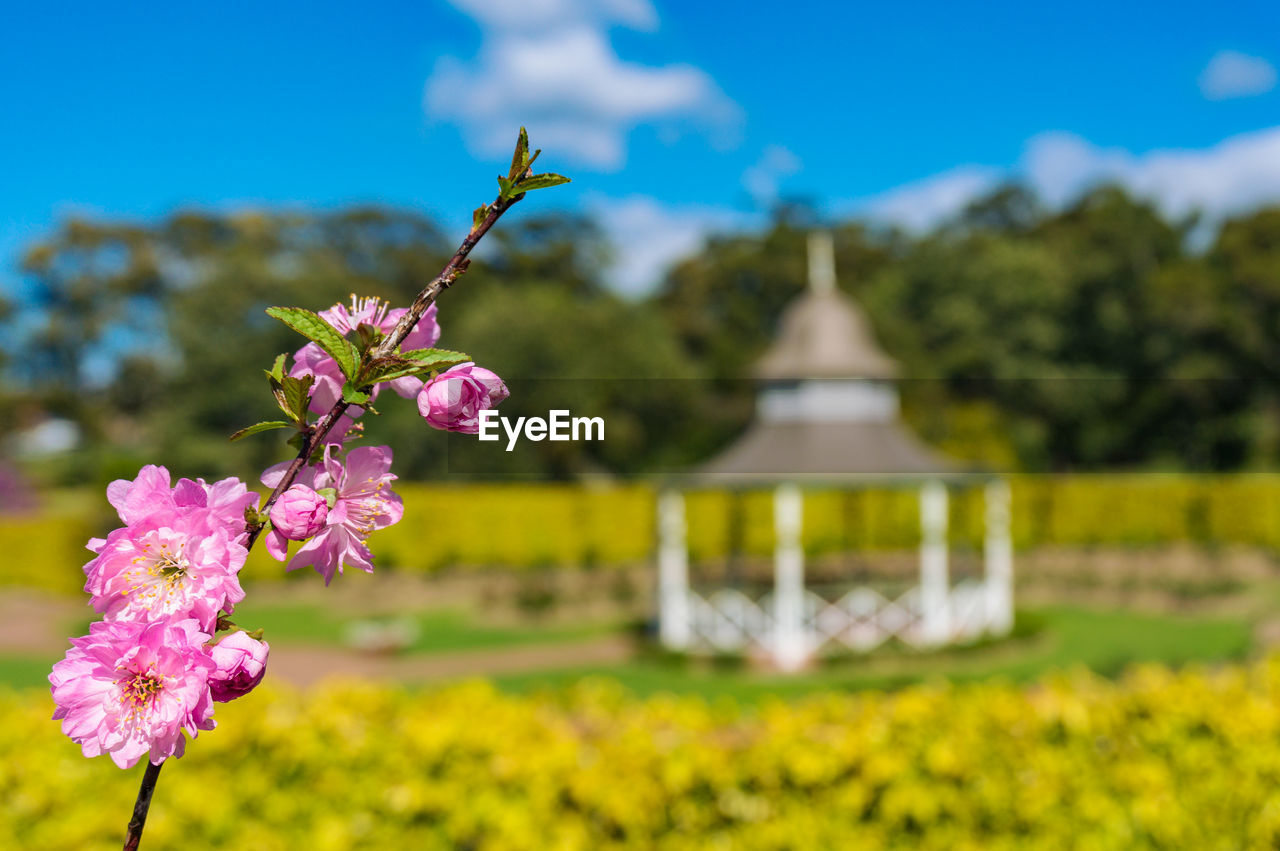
[918, 480, 950, 645]
[984, 478, 1013, 635]
[772, 484, 808, 670]
[657, 490, 691, 650]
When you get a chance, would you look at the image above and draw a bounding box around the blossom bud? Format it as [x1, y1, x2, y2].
[417, 364, 509, 434]
[269, 484, 328, 540]
[207, 630, 269, 702]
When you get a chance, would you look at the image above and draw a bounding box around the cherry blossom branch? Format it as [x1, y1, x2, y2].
[120, 152, 544, 851]
[247, 192, 522, 536]
[122, 762, 162, 851]
[374, 194, 518, 361]
[243, 194, 521, 545]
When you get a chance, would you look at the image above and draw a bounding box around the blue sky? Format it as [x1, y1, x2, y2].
[4, 0, 1280, 295]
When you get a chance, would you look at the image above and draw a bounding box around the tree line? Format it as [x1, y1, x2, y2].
[4, 183, 1279, 485]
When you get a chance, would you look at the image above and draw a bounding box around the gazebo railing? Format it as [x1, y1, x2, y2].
[679, 578, 996, 657]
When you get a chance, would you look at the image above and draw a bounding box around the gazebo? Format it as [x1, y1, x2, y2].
[657, 233, 1013, 670]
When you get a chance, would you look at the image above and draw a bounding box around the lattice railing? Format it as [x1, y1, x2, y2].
[682, 579, 995, 655]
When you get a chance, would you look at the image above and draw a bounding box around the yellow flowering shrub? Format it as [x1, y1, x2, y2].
[8, 475, 1280, 591]
[7, 660, 1280, 848]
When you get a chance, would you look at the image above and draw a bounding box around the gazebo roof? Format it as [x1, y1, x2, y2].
[695, 419, 959, 484]
[694, 233, 960, 485]
[755, 233, 898, 381]
[755, 290, 899, 380]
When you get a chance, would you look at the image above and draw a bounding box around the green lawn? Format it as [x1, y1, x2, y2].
[222, 602, 619, 655]
[64, 602, 619, 657]
[486, 606, 1255, 701]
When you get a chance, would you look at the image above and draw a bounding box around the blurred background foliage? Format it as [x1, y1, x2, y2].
[5, 182, 1280, 487]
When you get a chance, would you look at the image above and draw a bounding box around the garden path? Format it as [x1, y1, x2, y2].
[0, 589, 634, 685]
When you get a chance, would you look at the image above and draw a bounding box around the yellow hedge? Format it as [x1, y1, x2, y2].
[374, 484, 656, 571]
[0, 511, 98, 594]
[383, 475, 1280, 572]
[7, 475, 1280, 590]
[7, 660, 1280, 848]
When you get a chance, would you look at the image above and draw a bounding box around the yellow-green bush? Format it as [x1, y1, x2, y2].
[7, 660, 1280, 849]
[1012, 475, 1207, 547]
[1205, 474, 1280, 551]
[8, 475, 1280, 591]
[0, 511, 98, 594]
[375, 484, 656, 571]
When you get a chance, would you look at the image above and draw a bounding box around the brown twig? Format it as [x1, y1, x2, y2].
[374, 194, 517, 359]
[120, 190, 524, 851]
[122, 761, 162, 851]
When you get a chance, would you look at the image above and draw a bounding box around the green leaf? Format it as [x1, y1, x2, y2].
[508, 126, 530, 180]
[279, 374, 314, 423]
[265, 306, 360, 380]
[472, 204, 489, 230]
[364, 348, 471, 384]
[402, 347, 469, 366]
[342, 384, 371, 406]
[229, 420, 294, 442]
[497, 175, 514, 199]
[518, 173, 571, 193]
[266, 353, 287, 383]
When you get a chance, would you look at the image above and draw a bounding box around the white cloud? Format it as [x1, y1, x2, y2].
[1199, 50, 1277, 100]
[856, 166, 1001, 231]
[843, 126, 1280, 232]
[1023, 126, 1280, 222]
[1019, 131, 1147, 208]
[427, 0, 740, 170]
[741, 145, 802, 207]
[587, 194, 757, 296]
[444, 0, 657, 32]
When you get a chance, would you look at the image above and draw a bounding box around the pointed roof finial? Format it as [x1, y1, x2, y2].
[756, 229, 899, 380]
[807, 231, 836, 294]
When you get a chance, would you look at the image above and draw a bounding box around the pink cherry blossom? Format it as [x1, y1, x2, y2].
[207, 630, 269, 702]
[417, 363, 509, 433]
[84, 467, 256, 630]
[261, 445, 402, 584]
[289, 295, 442, 416]
[103, 465, 258, 538]
[50, 618, 216, 769]
[319, 294, 440, 352]
[268, 484, 329, 541]
[84, 513, 248, 632]
[291, 340, 348, 413]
